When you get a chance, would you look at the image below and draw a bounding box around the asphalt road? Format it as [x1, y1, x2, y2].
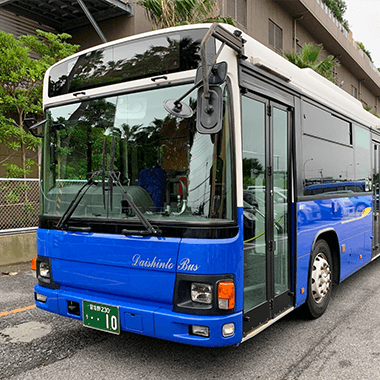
[2, 259, 380, 380]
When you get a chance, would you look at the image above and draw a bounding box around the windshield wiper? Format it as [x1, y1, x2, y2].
[56, 171, 101, 230]
[55, 169, 161, 235]
[109, 171, 161, 236]
[57, 132, 161, 236]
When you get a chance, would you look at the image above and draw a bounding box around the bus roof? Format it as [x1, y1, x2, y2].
[44, 23, 380, 131]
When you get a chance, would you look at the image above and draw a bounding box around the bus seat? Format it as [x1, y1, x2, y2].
[137, 168, 167, 211]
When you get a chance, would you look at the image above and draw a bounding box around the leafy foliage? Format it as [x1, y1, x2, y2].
[323, 0, 349, 29]
[0, 30, 79, 178]
[357, 42, 373, 63]
[284, 43, 340, 83]
[138, 0, 234, 29]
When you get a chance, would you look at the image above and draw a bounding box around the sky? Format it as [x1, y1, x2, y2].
[344, 0, 380, 67]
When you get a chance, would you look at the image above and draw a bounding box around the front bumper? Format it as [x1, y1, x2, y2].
[34, 284, 243, 347]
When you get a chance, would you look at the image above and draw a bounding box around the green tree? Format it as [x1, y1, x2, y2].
[284, 43, 340, 83]
[138, 0, 234, 29]
[0, 30, 79, 178]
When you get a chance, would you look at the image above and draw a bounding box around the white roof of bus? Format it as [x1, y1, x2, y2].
[229, 24, 380, 130]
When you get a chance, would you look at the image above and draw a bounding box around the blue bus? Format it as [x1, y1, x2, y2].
[304, 180, 370, 195]
[33, 23, 380, 347]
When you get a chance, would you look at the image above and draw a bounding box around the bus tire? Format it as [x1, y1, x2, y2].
[305, 239, 332, 319]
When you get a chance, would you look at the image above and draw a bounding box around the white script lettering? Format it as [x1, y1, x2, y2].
[131, 254, 174, 270]
[177, 258, 200, 272]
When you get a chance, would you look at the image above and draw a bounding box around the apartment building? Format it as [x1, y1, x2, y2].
[1, 0, 379, 116]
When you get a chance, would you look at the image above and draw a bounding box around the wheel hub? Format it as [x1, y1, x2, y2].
[311, 252, 331, 303]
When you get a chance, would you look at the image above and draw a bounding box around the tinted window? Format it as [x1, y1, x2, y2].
[49, 30, 211, 97]
[354, 125, 371, 181]
[302, 111, 372, 195]
[302, 134, 354, 194]
[303, 101, 351, 145]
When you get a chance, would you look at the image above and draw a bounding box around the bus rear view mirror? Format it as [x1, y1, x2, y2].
[196, 86, 223, 134]
[163, 99, 194, 118]
[195, 62, 228, 86]
[25, 118, 47, 138]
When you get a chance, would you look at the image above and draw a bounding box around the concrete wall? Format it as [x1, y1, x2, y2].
[69, 4, 152, 50]
[0, 232, 36, 266]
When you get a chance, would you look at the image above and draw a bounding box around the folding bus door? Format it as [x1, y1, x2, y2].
[242, 93, 293, 337]
[373, 141, 380, 258]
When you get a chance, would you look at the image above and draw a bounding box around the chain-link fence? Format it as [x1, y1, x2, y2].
[0, 178, 39, 231]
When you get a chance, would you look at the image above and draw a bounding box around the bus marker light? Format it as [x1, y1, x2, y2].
[32, 258, 36, 271]
[222, 323, 235, 337]
[342, 245, 346, 252]
[301, 288, 305, 294]
[191, 325, 210, 338]
[218, 281, 235, 309]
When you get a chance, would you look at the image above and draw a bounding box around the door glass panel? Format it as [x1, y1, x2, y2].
[242, 96, 267, 312]
[272, 107, 288, 296]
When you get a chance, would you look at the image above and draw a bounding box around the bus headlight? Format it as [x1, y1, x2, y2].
[173, 274, 235, 315]
[191, 283, 213, 304]
[39, 261, 51, 278]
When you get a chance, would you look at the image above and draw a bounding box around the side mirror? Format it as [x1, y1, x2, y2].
[196, 86, 223, 134]
[195, 62, 228, 86]
[25, 118, 47, 138]
[163, 99, 194, 118]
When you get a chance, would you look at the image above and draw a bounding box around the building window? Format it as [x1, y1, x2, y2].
[269, 20, 282, 51]
[351, 85, 358, 98]
[296, 42, 302, 54]
[227, 0, 247, 26]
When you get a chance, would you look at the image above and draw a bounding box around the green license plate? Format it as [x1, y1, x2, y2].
[83, 301, 120, 335]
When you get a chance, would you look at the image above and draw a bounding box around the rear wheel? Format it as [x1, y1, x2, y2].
[305, 239, 332, 318]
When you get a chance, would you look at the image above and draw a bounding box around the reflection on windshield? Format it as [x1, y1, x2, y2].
[41, 84, 233, 223]
[48, 30, 209, 97]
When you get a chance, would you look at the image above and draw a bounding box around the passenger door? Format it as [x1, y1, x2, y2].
[373, 140, 380, 258]
[242, 93, 293, 336]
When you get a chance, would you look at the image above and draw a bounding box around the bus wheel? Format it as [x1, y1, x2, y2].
[306, 239, 332, 319]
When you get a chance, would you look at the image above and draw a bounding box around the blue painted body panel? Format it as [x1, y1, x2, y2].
[35, 194, 374, 344]
[295, 194, 373, 307]
[34, 209, 245, 347]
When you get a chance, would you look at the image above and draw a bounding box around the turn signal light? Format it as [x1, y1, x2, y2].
[32, 258, 37, 271]
[218, 281, 235, 310]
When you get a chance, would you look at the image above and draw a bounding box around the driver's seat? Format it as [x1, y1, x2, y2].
[137, 168, 167, 211]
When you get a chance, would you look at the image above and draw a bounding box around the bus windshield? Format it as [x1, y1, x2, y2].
[41, 83, 233, 225]
[48, 29, 210, 97]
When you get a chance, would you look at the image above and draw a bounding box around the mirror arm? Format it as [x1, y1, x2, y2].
[174, 78, 203, 109]
[200, 24, 218, 102]
[200, 23, 234, 108]
[26, 118, 47, 138]
[173, 50, 224, 108]
[172, 23, 232, 108]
